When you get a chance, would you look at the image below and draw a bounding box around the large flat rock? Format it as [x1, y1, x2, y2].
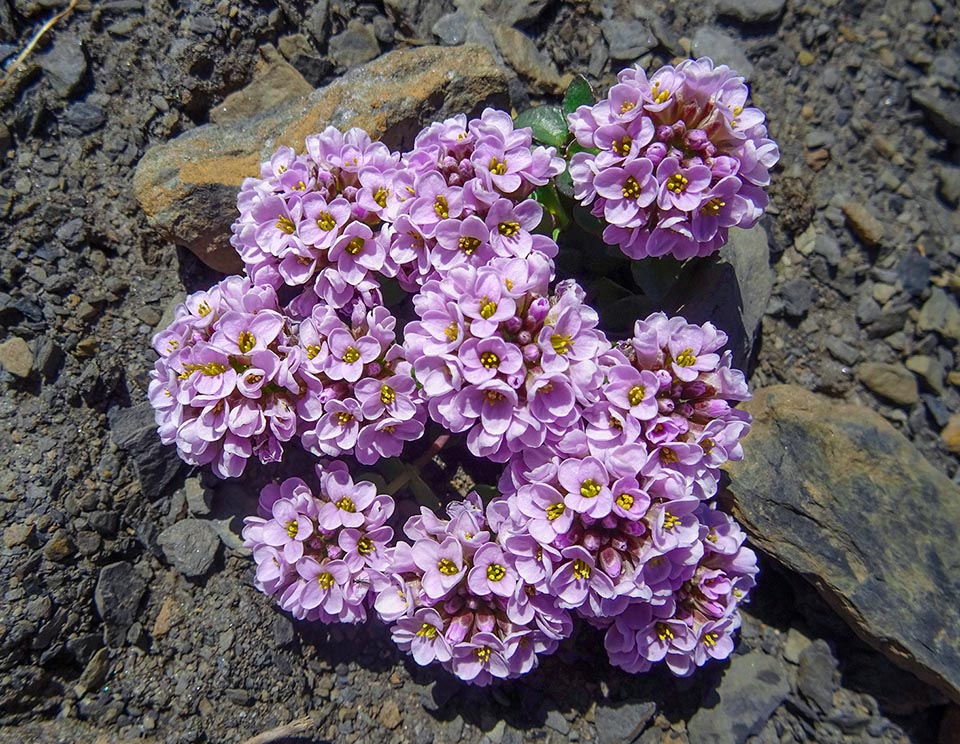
[134, 44, 508, 273]
[724, 385, 960, 704]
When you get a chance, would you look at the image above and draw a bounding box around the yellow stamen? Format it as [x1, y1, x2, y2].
[703, 632, 719, 647]
[616, 493, 634, 510]
[475, 647, 492, 663]
[434, 195, 449, 219]
[701, 198, 725, 216]
[285, 520, 298, 538]
[336, 412, 354, 426]
[660, 448, 679, 464]
[551, 334, 573, 355]
[628, 385, 645, 406]
[276, 216, 296, 234]
[675, 348, 696, 367]
[458, 236, 480, 255]
[237, 330, 255, 354]
[346, 237, 364, 255]
[444, 322, 459, 342]
[318, 572, 334, 590]
[306, 345, 322, 360]
[498, 221, 520, 237]
[357, 537, 374, 554]
[196, 301, 212, 317]
[620, 100, 635, 113]
[546, 503, 565, 521]
[484, 390, 504, 404]
[479, 298, 497, 319]
[667, 173, 688, 194]
[580, 479, 602, 499]
[622, 175, 642, 199]
[438, 558, 459, 576]
[480, 351, 500, 369]
[486, 564, 506, 582]
[489, 157, 507, 176]
[663, 512, 681, 530]
[317, 211, 336, 231]
[612, 135, 632, 156]
[656, 623, 674, 641]
[572, 559, 591, 580]
[416, 623, 438, 639]
[374, 186, 389, 208]
[380, 384, 395, 404]
[343, 347, 361, 364]
[336, 496, 356, 513]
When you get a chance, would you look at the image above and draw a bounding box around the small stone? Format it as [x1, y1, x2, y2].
[781, 278, 817, 318]
[43, 530, 75, 561]
[3, 522, 33, 548]
[717, 0, 785, 23]
[595, 701, 656, 744]
[897, 251, 930, 296]
[493, 24, 564, 93]
[157, 519, 221, 578]
[328, 19, 380, 69]
[842, 201, 884, 247]
[938, 166, 960, 207]
[151, 597, 175, 638]
[109, 402, 183, 501]
[911, 88, 960, 146]
[600, 18, 657, 60]
[379, 699, 402, 730]
[814, 234, 841, 266]
[136, 306, 162, 327]
[38, 33, 87, 98]
[687, 650, 790, 744]
[95, 561, 147, 647]
[74, 647, 110, 697]
[871, 283, 896, 305]
[63, 102, 105, 134]
[824, 337, 859, 366]
[798, 640, 839, 713]
[798, 49, 816, 66]
[0, 336, 33, 378]
[184, 476, 211, 516]
[918, 288, 960, 341]
[691, 27, 754, 79]
[942, 414, 960, 455]
[784, 626, 813, 664]
[906, 355, 945, 394]
[858, 362, 919, 407]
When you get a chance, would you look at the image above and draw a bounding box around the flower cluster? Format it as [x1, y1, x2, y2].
[230, 110, 565, 313]
[151, 58, 772, 688]
[368, 495, 571, 685]
[568, 58, 779, 260]
[403, 254, 608, 462]
[148, 277, 302, 478]
[243, 461, 395, 623]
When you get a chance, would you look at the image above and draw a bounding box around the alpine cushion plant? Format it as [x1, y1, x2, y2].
[149, 58, 777, 685]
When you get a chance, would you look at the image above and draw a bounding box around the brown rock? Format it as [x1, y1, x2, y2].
[0, 336, 33, 379]
[842, 201, 885, 247]
[378, 699, 402, 730]
[208, 46, 313, 126]
[134, 44, 508, 273]
[857, 361, 920, 406]
[151, 596, 175, 638]
[492, 24, 567, 94]
[724, 385, 960, 704]
[43, 530, 75, 562]
[3, 522, 33, 548]
[942, 413, 960, 455]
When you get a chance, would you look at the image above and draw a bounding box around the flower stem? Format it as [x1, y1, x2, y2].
[385, 433, 450, 495]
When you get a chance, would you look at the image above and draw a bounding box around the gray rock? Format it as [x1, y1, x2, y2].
[857, 361, 919, 406]
[157, 519, 221, 578]
[482, 0, 553, 27]
[493, 23, 565, 93]
[600, 18, 657, 60]
[716, 0, 785, 24]
[896, 250, 930, 295]
[781, 278, 816, 318]
[63, 102, 105, 134]
[797, 640, 839, 713]
[725, 386, 960, 704]
[184, 476, 211, 516]
[303, 0, 329, 47]
[666, 226, 772, 371]
[687, 650, 790, 744]
[328, 19, 381, 69]
[38, 34, 87, 98]
[824, 337, 859, 366]
[595, 701, 656, 744]
[918, 287, 960, 341]
[691, 27, 754, 80]
[938, 165, 960, 207]
[385, 0, 449, 40]
[94, 562, 147, 647]
[74, 647, 110, 697]
[906, 355, 945, 394]
[911, 88, 960, 146]
[134, 44, 508, 272]
[109, 402, 183, 501]
[278, 33, 332, 87]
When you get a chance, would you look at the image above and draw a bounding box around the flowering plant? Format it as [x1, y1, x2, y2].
[149, 59, 777, 685]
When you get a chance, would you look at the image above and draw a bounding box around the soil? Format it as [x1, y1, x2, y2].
[0, 0, 958, 742]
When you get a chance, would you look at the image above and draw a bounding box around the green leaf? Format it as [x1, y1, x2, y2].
[409, 474, 442, 511]
[562, 75, 595, 115]
[631, 256, 686, 302]
[554, 166, 575, 199]
[571, 203, 605, 237]
[534, 184, 569, 230]
[472, 484, 501, 504]
[514, 105, 569, 149]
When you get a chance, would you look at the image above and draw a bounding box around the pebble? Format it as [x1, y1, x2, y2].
[691, 27, 754, 80]
[716, 0, 785, 23]
[896, 250, 930, 295]
[38, 34, 87, 98]
[328, 19, 380, 69]
[379, 699, 403, 730]
[942, 414, 960, 455]
[63, 102, 106, 134]
[74, 647, 110, 697]
[151, 596, 175, 638]
[157, 519, 221, 578]
[784, 626, 814, 664]
[857, 362, 919, 407]
[937, 165, 960, 207]
[95, 561, 147, 647]
[42, 530, 75, 561]
[824, 337, 859, 366]
[781, 278, 817, 318]
[0, 336, 33, 378]
[918, 287, 960, 341]
[842, 201, 884, 247]
[911, 88, 960, 146]
[600, 18, 657, 60]
[797, 640, 839, 713]
[594, 701, 656, 744]
[3, 522, 33, 548]
[814, 234, 842, 266]
[905, 355, 945, 394]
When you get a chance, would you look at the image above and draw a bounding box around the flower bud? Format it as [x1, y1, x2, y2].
[522, 344, 541, 364]
[516, 330, 532, 345]
[684, 128, 710, 151]
[599, 547, 622, 578]
[526, 297, 550, 325]
[503, 316, 522, 334]
[582, 530, 603, 552]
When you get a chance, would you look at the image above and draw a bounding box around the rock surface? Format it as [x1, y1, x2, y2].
[134, 44, 509, 273]
[157, 519, 221, 578]
[686, 650, 790, 744]
[724, 385, 960, 703]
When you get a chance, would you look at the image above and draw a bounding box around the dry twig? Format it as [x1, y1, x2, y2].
[0, 0, 80, 89]
[238, 713, 323, 744]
